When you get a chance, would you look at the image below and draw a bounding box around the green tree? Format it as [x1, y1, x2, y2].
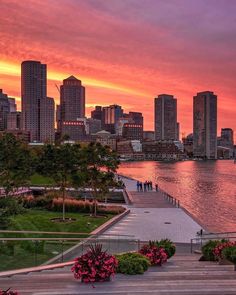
[38, 143, 82, 221]
[81, 142, 120, 216]
[0, 133, 33, 197]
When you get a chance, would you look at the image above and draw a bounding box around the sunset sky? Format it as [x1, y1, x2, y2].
[1, 0, 236, 138]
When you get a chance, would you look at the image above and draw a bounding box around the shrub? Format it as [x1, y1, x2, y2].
[150, 239, 176, 259]
[20, 194, 54, 209]
[201, 240, 224, 261]
[213, 241, 236, 261]
[20, 240, 45, 254]
[222, 245, 236, 264]
[71, 244, 118, 283]
[0, 241, 16, 256]
[52, 198, 92, 213]
[116, 252, 150, 275]
[0, 210, 10, 229]
[98, 205, 125, 215]
[139, 244, 167, 266]
[0, 197, 25, 216]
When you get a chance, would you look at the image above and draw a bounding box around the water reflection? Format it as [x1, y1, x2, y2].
[118, 160, 236, 232]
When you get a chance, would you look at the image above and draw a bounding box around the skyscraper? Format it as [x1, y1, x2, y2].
[60, 76, 85, 123]
[21, 60, 47, 141]
[154, 94, 177, 141]
[193, 91, 217, 159]
[102, 104, 123, 134]
[91, 106, 103, 121]
[0, 89, 10, 131]
[40, 97, 55, 143]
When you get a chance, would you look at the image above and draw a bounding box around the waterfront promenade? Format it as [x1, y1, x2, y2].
[105, 176, 203, 243]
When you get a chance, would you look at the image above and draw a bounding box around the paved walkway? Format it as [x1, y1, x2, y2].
[104, 176, 203, 243]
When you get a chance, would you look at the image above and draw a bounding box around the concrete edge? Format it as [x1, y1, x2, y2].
[43, 208, 130, 265]
[180, 206, 208, 233]
[124, 189, 134, 204]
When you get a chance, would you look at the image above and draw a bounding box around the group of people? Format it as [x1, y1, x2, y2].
[136, 180, 159, 192]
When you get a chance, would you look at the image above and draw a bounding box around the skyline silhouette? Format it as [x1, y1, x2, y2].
[1, 0, 236, 138]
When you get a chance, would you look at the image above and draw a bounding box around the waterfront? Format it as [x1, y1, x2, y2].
[118, 160, 236, 232]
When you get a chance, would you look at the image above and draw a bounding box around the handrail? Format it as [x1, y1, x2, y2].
[202, 231, 236, 236]
[0, 237, 138, 241]
[158, 187, 180, 208]
[190, 234, 236, 253]
[0, 230, 134, 237]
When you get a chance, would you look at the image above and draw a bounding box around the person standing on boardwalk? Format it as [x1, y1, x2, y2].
[144, 181, 147, 191]
[155, 183, 158, 192]
[137, 181, 140, 191]
[140, 182, 143, 191]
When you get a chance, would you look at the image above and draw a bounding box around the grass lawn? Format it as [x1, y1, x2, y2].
[30, 174, 55, 186]
[0, 209, 114, 271]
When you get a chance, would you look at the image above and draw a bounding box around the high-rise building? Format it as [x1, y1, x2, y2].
[128, 112, 143, 126]
[40, 97, 55, 143]
[60, 76, 85, 124]
[219, 128, 234, 148]
[21, 60, 47, 142]
[91, 106, 103, 121]
[102, 104, 123, 134]
[7, 112, 21, 130]
[193, 91, 217, 159]
[0, 89, 10, 131]
[8, 97, 17, 112]
[122, 123, 143, 140]
[154, 94, 177, 141]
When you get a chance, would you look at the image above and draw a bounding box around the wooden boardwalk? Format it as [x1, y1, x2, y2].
[1, 253, 236, 294]
[128, 191, 175, 208]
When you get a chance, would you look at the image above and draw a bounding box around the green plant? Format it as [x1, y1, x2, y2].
[20, 240, 45, 254]
[150, 239, 176, 258]
[72, 244, 118, 283]
[0, 241, 16, 256]
[201, 240, 227, 261]
[0, 197, 25, 216]
[115, 252, 150, 275]
[222, 245, 236, 264]
[0, 210, 10, 229]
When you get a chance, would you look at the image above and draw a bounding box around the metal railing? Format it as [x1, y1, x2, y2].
[0, 231, 139, 272]
[190, 232, 236, 253]
[158, 187, 180, 208]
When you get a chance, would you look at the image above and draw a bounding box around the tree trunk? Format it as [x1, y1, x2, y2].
[62, 187, 65, 221]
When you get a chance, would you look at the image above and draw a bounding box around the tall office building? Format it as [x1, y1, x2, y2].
[193, 91, 217, 159]
[21, 60, 47, 142]
[218, 128, 234, 148]
[59, 76, 85, 139]
[0, 89, 10, 131]
[154, 94, 177, 141]
[91, 106, 103, 121]
[40, 97, 55, 143]
[60, 76, 85, 123]
[102, 104, 123, 134]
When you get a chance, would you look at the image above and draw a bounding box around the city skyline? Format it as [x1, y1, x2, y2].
[1, 0, 236, 138]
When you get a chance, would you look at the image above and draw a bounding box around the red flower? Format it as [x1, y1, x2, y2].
[139, 244, 168, 265]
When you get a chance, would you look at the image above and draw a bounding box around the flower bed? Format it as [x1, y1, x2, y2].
[139, 244, 167, 266]
[71, 244, 118, 283]
[213, 241, 236, 261]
